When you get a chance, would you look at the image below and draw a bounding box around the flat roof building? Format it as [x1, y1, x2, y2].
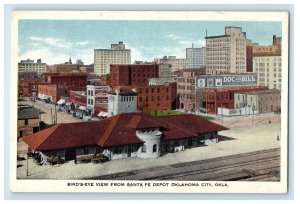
[205, 27, 247, 74]
[94, 42, 131, 75]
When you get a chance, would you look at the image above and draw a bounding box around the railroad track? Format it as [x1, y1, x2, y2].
[89, 148, 280, 181]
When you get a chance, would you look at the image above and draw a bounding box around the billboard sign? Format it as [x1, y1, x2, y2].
[197, 74, 258, 88]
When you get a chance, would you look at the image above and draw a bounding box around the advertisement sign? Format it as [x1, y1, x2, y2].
[198, 79, 206, 87]
[197, 74, 258, 88]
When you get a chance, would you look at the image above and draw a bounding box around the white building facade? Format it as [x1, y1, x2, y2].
[205, 27, 247, 74]
[94, 42, 131, 75]
[18, 59, 48, 74]
[186, 47, 206, 69]
[107, 89, 137, 117]
[86, 85, 110, 114]
[253, 55, 282, 89]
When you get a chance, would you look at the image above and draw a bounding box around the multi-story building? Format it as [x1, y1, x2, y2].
[17, 105, 40, 138]
[158, 64, 172, 78]
[148, 77, 176, 86]
[253, 55, 282, 89]
[18, 72, 40, 80]
[94, 41, 131, 75]
[154, 56, 188, 72]
[110, 64, 159, 86]
[18, 59, 48, 74]
[46, 74, 87, 89]
[186, 46, 206, 69]
[246, 35, 281, 72]
[107, 88, 138, 117]
[234, 89, 281, 114]
[86, 85, 110, 115]
[177, 71, 197, 111]
[199, 86, 268, 114]
[130, 83, 177, 112]
[18, 79, 41, 98]
[47, 63, 81, 74]
[205, 27, 247, 74]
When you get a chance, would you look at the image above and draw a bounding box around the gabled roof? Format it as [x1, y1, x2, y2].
[22, 121, 109, 151]
[22, 113, 228, 151]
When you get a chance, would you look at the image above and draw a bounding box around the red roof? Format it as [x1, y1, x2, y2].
[157, 115, 228, 140]
[22, 113, 228, 151]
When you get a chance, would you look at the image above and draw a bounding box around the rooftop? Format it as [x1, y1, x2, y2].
[22, 113, 228, 151]
[18, 107, 39, 120]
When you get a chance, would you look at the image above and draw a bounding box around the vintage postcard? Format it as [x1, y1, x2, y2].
[10, 11, 289, 193]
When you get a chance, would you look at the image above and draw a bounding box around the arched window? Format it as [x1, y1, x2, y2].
[153, 144, 157, 153]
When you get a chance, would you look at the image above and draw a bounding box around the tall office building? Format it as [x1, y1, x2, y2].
[186, 46, 206, 69]
[18, 59, 48, 74]
[205, 27, 247, 74]
[94, 42, 131, 75]
[253, 55, 282, 90]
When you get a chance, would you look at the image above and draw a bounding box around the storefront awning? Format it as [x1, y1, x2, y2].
[38, 94, 50, 100]
[98, 111, 108, 117]
[57, 99, 65, 105]
[78, 106, 86, 111]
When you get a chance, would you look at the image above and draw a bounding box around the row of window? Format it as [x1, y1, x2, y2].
[139, 95, 169, 102]
[139, 87, 169, 94]
[121, 96, 135, 102]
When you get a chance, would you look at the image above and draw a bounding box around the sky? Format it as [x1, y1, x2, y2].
[18, 20, 282, 65]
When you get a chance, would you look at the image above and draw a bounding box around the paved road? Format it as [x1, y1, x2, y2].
[90, 148, 280, 181]
[19, 100, 83, 124]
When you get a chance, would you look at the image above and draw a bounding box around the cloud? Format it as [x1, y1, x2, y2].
[29, 36, 72, 49]
[127, 44, 150, 62]
[167, 34, 184, 40]
[76, 41, 91, 46]
[178, 40, 206, 48]
[19, 48, 71, 65]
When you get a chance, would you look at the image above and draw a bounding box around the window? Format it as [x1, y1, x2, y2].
[153, 144, 157, 153]
[139, 97, 142, 102]
[113, 147, 122, 154]
[141, 145, 146, 153]
[25, 119, 28, 125]
[84, 148, 89, 155]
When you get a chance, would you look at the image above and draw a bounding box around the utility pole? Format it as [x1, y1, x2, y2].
[26, 153, 29, 176]
[50, 108, 53, 124]
[54, 102, 57, 124]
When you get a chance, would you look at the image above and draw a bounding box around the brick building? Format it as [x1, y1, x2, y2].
[177, 71, 197, 111]
[69, 91, 87, 107]
[46, 74, 87, 89]
[130, 83, 177, 112]
[246, 35, 281, 72]
[38, 84, 76, 103]
[47, 63, 81, 74]
[110, 64, 159, 86]
[199, 86, 269, 114]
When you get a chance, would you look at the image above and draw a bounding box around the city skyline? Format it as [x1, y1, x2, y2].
[19, 20, 282, 65]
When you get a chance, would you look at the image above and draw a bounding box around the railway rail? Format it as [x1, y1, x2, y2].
[89, 148, 280, 181]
